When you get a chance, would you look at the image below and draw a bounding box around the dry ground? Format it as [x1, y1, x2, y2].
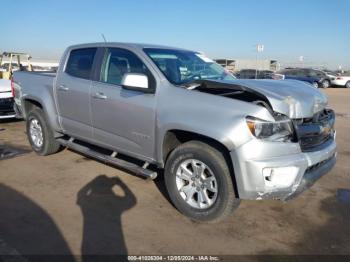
[0, 88, 349, 258]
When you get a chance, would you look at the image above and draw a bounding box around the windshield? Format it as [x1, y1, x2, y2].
[144, 48, 235, 85]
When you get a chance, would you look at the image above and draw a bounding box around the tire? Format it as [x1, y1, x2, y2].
[312, 82, 319, 88]
[322, 80, 330, 89]
[164, 141, 240, 223]
[346, 81, 350, 88]
[26, 108, 61, 156]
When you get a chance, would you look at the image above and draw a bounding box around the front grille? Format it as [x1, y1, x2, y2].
[294, 109, 335, 152]
[0, 98, 14, 113]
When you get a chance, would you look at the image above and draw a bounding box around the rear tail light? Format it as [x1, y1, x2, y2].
[336, 77, 343, 80]
[11, 78, 15, 97]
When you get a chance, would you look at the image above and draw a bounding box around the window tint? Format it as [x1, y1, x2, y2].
[100, 48, 151, 85]
[285, 70, 296, 76]
[315, 70, 326, 77]
[65, 48, 97, 79]
[144, 48, 235, 85]
[295, 70, 306, 77]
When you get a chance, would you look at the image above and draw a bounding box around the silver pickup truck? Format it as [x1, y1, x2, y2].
[13, 43, 336, 222]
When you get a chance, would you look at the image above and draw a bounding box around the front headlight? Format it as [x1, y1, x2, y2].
[246, 116, 294, 142]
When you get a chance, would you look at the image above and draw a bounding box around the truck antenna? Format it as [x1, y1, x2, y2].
[101, 33, 107, 43]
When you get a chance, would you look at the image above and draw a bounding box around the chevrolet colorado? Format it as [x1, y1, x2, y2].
[13, 43, 337, 222]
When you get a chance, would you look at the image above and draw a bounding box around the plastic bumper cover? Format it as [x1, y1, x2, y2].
[231, 138, 337, 201]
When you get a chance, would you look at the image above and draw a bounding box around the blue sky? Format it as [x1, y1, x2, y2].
[2, 0, 350, 69]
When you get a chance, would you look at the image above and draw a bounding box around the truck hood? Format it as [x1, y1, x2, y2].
[195, 79, 328, 119]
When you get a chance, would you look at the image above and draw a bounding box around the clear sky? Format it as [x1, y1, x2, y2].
[2, 0, 350, 69]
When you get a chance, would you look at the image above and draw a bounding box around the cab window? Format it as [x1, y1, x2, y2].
[65, 48, 97, 79]
[100, 48, 153, 86]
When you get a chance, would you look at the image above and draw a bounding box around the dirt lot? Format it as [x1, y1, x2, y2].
[0, 88, 350, 258]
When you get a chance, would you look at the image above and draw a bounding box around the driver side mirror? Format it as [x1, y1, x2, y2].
[121, 73, 154, 93]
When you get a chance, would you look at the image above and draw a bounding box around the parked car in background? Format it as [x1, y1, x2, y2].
[322, 70, 337, 85]
[277, 68, 332, 88]
[236, 69, 274, 79]
[332, 75, 350, 88]
[0, 52, 33, 119]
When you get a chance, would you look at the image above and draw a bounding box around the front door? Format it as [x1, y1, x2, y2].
[91, 47, 157, 161]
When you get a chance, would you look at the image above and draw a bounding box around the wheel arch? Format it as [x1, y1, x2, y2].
[22, 96, 62, 136]
[23, 98, 43, 117]
[161, 129, 239, 198]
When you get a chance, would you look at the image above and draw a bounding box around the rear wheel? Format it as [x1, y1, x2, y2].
[346, 81, 350, 88]
[312, 82, 319, 88]
[164, 141, 240, 222]
[26, 108, 61, 155]
[322, 80, 330, 88]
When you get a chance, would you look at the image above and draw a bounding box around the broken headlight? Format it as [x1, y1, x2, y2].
[246, 116, 294, 142]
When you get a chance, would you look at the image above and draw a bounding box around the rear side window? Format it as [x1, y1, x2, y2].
[65, 48, 97, 79]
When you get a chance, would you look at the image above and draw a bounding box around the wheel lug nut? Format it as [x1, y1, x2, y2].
[201, 185, 204, 189]
[192, 183, 195, 187]
[196, 187, 200, 191]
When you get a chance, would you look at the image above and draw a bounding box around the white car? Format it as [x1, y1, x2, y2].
[0, 79, 16, 119]
[332, 75, 350, 88]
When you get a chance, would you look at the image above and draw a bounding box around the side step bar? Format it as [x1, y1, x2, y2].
[56, 138, 157, 180]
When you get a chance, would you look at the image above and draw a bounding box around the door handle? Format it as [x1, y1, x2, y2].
[58, 84, 69, 91]
[93, 92, 107, 100]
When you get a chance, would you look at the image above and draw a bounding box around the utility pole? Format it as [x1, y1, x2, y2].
[255, 44, 264, 79]
[299, 56, 304, 68]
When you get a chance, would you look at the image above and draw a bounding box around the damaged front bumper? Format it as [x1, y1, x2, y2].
[231, 136, 337, 201]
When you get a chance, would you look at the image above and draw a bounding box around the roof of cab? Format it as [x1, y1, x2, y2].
[66, 42, 193, 52]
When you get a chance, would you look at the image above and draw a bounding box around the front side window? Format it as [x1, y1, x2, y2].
[288, 70, 298, 76]
[315, 71, 326, 77]
[65, 48, 97, 79]
[100, 48, 152, 86]
[305, 70, 318, 77]
[144, 48, 235, 85]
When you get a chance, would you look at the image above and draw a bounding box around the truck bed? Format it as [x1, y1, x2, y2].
[12, 70, 58, 121]
[13, 71, 56, 96]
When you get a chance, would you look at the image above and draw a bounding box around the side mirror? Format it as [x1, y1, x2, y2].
[121, 73, 153, 93]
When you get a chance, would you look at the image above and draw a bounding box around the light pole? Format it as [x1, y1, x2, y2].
[299, 56, 304, 68]
[255, 44, 264, 79]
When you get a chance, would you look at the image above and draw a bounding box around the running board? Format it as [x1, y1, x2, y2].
[56, 138, 157, 179]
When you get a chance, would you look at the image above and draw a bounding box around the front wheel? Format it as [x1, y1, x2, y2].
[164, 141, 240, 222]
[26, 108, 61, 156]
[346, 81, 350, 88]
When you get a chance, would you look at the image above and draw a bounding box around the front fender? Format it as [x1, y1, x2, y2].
[155, 84, 274, 163]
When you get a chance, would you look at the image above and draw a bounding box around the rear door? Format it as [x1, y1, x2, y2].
[55, 48, 97, 140]
[90, 47, 157, 161]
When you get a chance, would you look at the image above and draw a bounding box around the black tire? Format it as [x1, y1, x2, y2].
[164, 141, 240, 223]
[346, 81, 350, 88]
[26, 108, 61, 156]
[312, 82, 319, 88]
[322, 80, 330, 89]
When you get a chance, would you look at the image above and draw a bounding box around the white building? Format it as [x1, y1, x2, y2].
[215, 58, 279, 72]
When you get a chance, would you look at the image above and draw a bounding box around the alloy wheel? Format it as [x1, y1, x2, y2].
[175, 159, 218, 209]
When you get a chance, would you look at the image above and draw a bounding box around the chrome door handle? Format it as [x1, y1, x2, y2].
[93, 92, 107, 100]
[58, 84, 69, 91]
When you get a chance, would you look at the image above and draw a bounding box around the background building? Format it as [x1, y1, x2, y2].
[215, 58, 279, 72]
